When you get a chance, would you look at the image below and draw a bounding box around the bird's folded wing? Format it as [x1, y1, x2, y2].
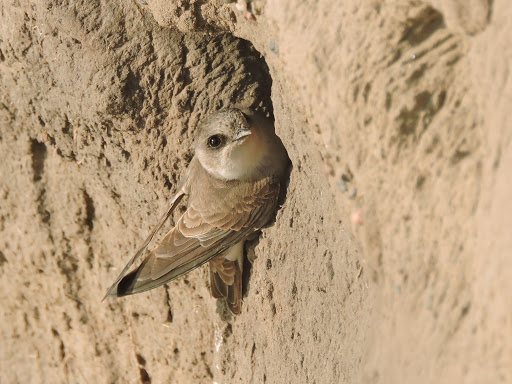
[102, 190, 185, 300]
[109, 176, 280, 297]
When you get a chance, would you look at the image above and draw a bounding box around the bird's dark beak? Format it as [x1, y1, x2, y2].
[234, 128, 252, 141]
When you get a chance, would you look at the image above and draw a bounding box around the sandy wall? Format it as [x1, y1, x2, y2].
[0, 0, 510, 383]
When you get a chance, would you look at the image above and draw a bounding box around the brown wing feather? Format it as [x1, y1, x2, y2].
[103, 190, 185, 300]
[112, 175, 280, 297]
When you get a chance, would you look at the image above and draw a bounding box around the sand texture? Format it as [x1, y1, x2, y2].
[0, 0, 510, 383]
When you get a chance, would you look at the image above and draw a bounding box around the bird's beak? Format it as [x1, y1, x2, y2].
[234, 128, 252, 141]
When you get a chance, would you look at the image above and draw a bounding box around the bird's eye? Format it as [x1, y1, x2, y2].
[207, 135, 223, 148]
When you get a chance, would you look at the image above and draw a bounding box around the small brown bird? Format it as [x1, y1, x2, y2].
[103, 108, 289, 314]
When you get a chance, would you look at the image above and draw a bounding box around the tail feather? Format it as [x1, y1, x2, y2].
[209, 244, 244, 315]
[227, 266, 242, 315]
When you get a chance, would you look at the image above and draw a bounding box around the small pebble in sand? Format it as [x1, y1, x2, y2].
[338, 179, 348, 192]
[425, 295, 433, 309]
[269, 40, 279, 53]
[348, 188, 357, 199]
[235, 0, 247, 12]
[350, 210, 363, 225]
[235, 0, 256, 20]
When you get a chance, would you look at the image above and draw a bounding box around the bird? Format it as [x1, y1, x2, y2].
[103, 108, 289, 315]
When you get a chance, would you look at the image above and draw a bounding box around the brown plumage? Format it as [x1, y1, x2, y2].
[104, 108, 289, 315]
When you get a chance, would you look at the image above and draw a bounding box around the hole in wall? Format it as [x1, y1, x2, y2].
[30, 139, 47, 183]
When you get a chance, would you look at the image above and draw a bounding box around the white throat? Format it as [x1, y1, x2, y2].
[197, 129, 273, 181]
[220, 141, 265, 180]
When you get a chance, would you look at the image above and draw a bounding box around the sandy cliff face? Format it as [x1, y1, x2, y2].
[0, 0, 510, 383]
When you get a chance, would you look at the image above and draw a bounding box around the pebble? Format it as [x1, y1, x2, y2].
[269, 40, 279, 54]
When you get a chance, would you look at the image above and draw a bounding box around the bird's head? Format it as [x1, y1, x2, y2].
[194, 109, 268, 181]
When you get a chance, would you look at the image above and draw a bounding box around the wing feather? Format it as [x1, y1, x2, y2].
[109, 175, 280, 297]
[102, 190, 185, 300]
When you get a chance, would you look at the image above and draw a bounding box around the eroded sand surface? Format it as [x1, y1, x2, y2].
[0, 1, 510, 383]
